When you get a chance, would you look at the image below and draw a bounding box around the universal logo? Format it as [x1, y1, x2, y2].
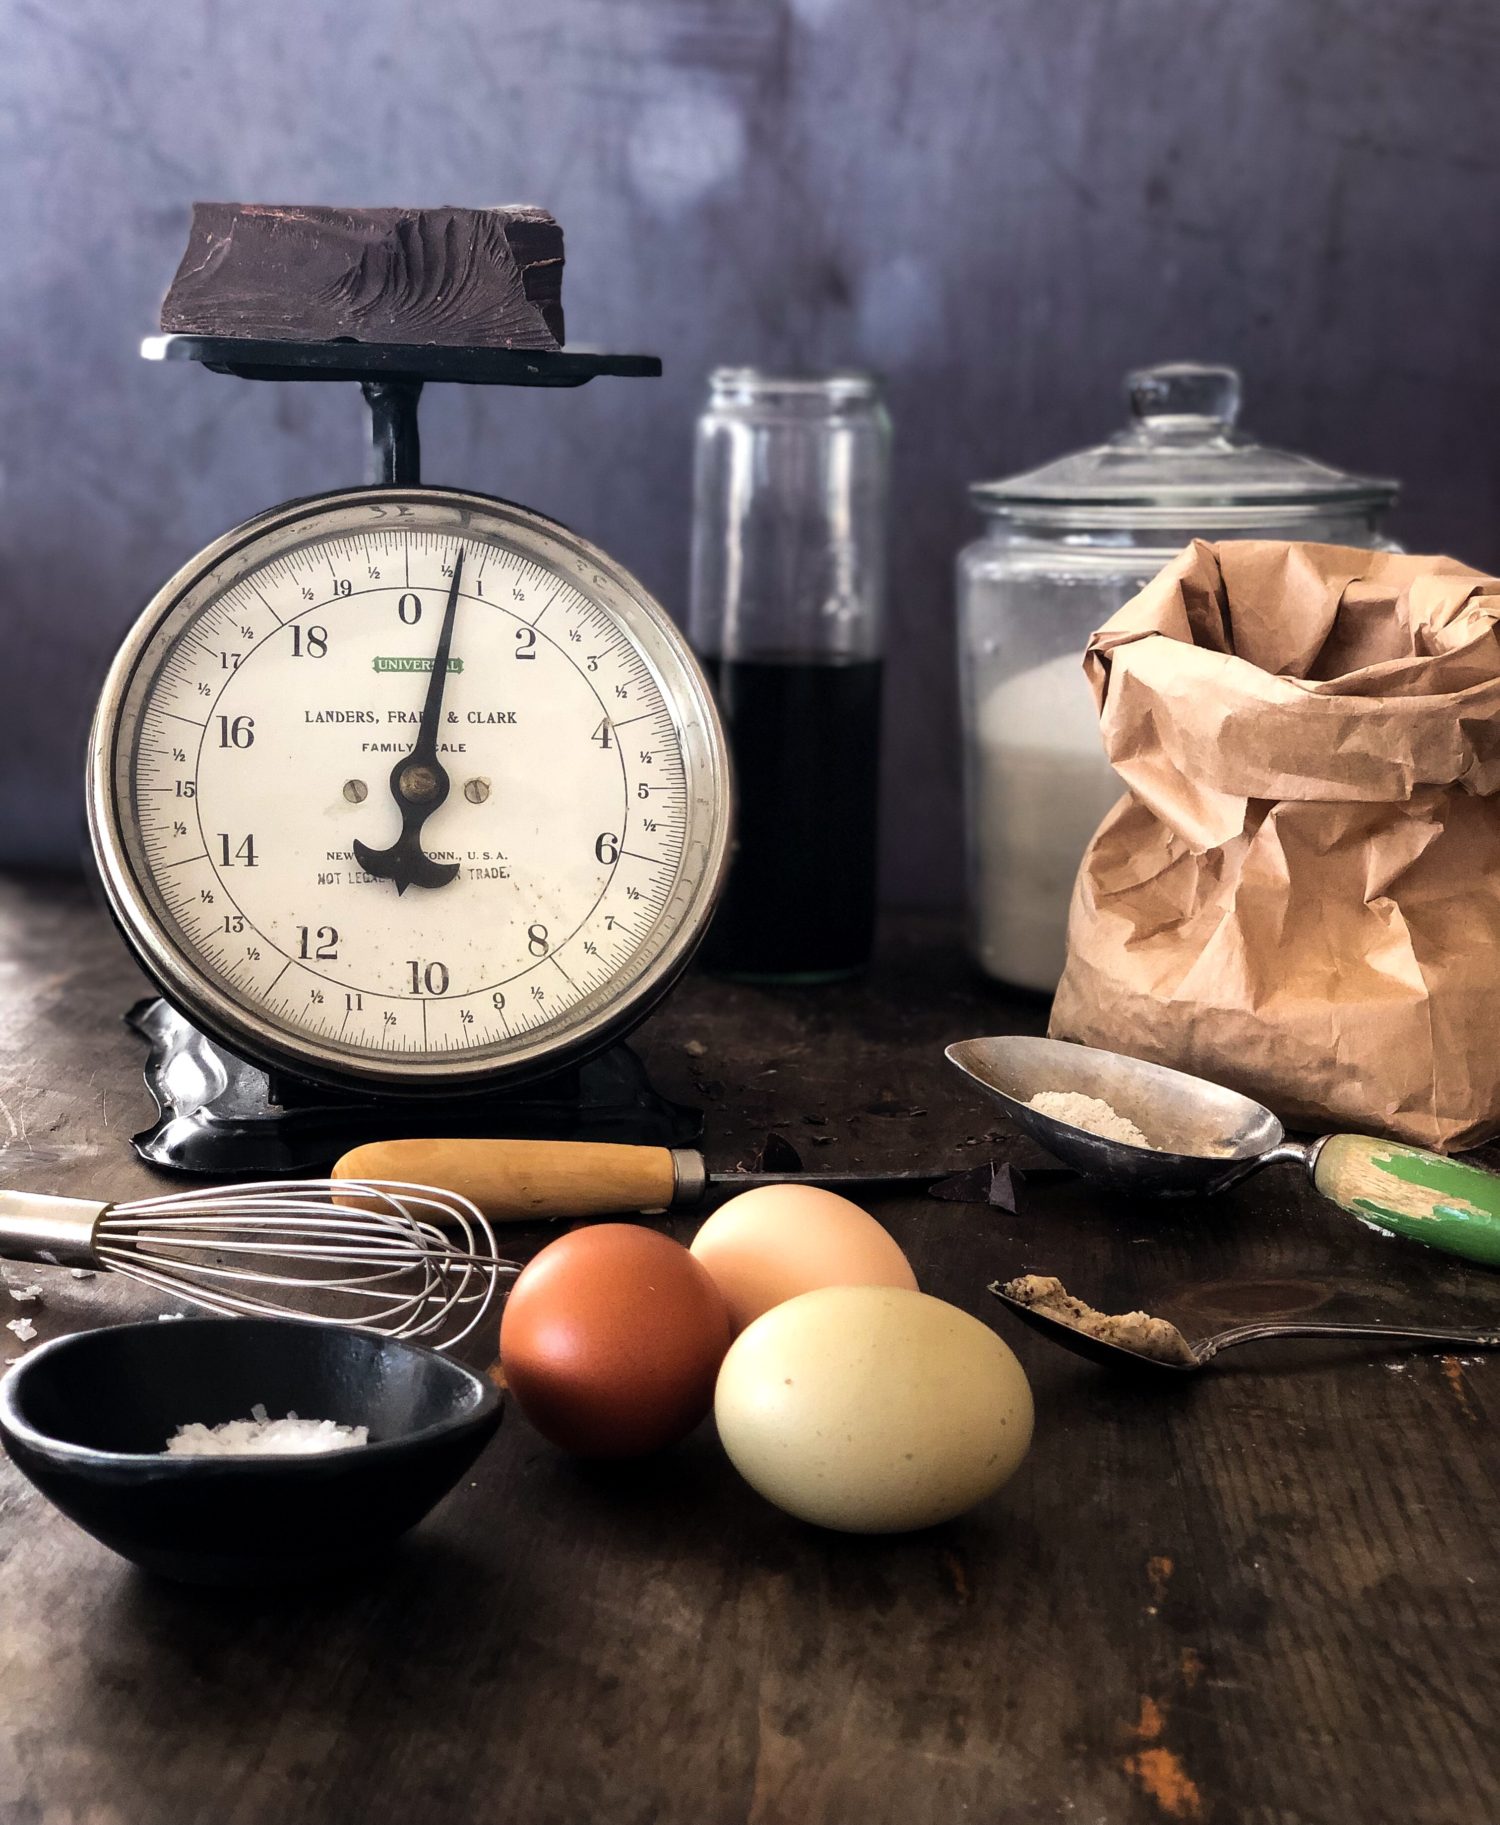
[373, 657, 464, 674]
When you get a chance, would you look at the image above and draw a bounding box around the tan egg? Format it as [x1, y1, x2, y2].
[714, 1286, 1033, 1533]
[689, 1184, 917, 1332]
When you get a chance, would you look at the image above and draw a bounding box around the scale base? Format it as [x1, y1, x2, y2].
[127, 999, 702, 1177]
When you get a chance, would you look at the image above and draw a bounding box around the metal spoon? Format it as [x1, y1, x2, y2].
[987, 1279, 1500, 1375]
[947, 1035, 1500, 1269]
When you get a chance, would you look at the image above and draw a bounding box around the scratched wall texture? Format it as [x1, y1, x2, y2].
[4, 0, 1500, 900]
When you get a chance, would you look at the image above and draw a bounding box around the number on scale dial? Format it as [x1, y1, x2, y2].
[90, 492, 728, 1089]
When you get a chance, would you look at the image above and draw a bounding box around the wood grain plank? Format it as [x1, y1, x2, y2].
[0, 874, 1494, 1825]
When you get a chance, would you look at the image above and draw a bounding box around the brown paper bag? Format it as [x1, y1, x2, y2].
[1050, 540, 1500, 1151]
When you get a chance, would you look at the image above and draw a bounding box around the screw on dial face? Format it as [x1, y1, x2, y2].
[353, 545, 465, 894]
[90, 490, 730, 1089]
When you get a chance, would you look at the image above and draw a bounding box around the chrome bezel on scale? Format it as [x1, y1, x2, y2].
[86, 486, 732, 1095]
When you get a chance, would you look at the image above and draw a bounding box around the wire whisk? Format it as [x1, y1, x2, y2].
[0, 1179, 518, 1350]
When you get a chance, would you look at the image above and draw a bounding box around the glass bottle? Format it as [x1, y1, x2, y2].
[957, 363, 1400, 994]
[690, 369, 890, 982]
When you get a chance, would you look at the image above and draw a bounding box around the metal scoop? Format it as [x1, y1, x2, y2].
[987, 1278, 1500, 1375]
[946, 1036, 1500, 1269]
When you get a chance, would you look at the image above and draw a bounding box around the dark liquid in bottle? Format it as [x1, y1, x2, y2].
[701, 652, 882, 981]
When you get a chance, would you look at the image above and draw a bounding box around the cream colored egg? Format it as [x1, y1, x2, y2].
[690, 1184, 917, 1333]
[714, 1285, 1033, 1533]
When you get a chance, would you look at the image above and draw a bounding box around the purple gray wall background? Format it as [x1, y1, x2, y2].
[4, 0, 1498, 903]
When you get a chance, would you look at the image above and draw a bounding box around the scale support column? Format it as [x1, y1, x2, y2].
[361, 377, 423, 486]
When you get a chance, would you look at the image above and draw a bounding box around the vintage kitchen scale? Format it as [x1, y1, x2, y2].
[86, 205, 731, 1173]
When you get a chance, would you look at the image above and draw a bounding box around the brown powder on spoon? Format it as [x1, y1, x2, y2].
[1003, 1274, 1197, 1366]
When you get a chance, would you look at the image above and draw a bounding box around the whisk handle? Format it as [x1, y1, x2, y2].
[0, 1191, 107, 1268]
[333, 1139, 687, 1223]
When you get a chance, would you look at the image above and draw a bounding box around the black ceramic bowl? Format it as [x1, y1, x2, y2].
[0, 1318, 502, 1583]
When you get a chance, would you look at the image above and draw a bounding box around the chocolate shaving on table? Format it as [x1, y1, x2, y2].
[751, 1131, 810, 1175]
[991, 1164, 1078, 1210]
[927, 1163, 1001, 1203]
[735, 1131, 804, 1174]
[864, 1091, 928, 1119]
[927, 1161, 1079, 1210]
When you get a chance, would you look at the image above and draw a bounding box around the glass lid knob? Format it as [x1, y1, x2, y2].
[1126, 363, 1241, 441]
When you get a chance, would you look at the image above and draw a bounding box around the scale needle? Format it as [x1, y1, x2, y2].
[353, 546, 466, 895]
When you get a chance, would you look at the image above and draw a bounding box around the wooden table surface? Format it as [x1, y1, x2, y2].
[0, 871, 1494, 1825]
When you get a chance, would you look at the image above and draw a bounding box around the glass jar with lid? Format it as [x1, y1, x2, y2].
[958, 362, 1399, 993]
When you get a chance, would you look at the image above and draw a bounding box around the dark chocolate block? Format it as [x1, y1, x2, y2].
[160, 203, 565, 350]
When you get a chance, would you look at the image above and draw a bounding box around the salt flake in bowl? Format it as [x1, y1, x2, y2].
[165, 1403, 369, 1457]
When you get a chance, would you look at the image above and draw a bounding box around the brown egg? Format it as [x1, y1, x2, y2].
[499, 1223, 732, 1457]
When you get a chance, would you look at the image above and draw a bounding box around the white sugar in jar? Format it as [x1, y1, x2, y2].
[969, 644, 1126, 992]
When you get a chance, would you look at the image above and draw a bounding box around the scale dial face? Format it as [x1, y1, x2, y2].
[88, 489, 730, 1090]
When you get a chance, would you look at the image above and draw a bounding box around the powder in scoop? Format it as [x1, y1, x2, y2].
[1003, 1274, 1196, 1366]
[164, 1403, 368, 1457]
[1025, 1090, 1153, 1149]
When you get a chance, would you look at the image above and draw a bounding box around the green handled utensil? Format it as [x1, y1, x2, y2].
[947, 1036, 1500, 1269]
[1308, 1134, 1500, 1264]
